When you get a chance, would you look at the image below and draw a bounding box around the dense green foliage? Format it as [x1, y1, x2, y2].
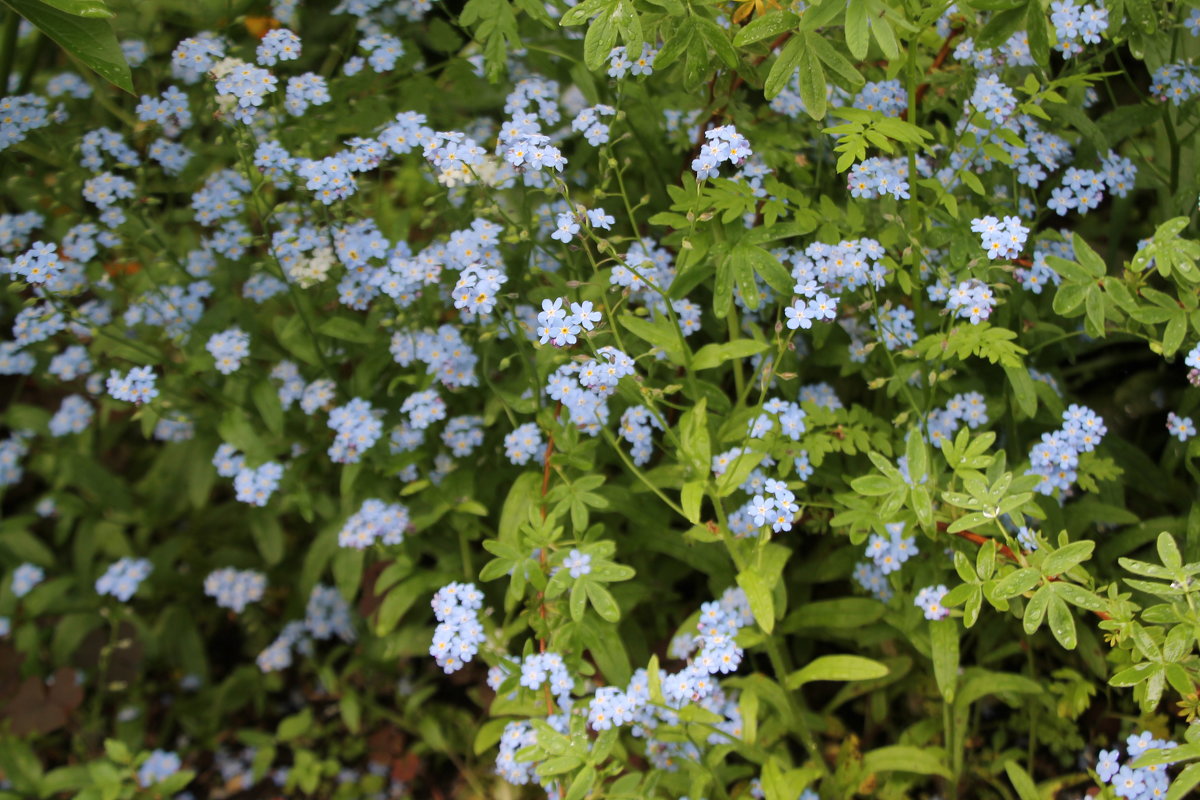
[2, 0, 1200, 798]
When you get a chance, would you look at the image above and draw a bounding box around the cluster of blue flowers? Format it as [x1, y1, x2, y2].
[495, 720, 542, 785]
[12, 563, 44, 597]
[1049, 1, 1108, 58]
[136, 749, 182, 787]
[205, 327, 251, 374]
[1027, 404, 1108, 495]
[1151, 63, 1200, 105]
[338, 499, 411, 549]
[213, 62, 278, 124]
[328, 397, 383, 463]
[1015, 236, 1072, 293]
[945, 279, 997, 324]
[607, 44, 657, 79]
[925, 391, 990, 447]
[257, 584, 356, 672]
[203, 567, 266, 613]
[854, 79, 906, 116]
[503, 422, 545, 465]
[571, 103, 616, 145]
[233, 461, 284, 507]
[619, 406, 663, 466]
[972, 215, 1029, 260]
[914, 585, 950, 620]
[429, 582, 485, 673]
[0, 94, 53, 149]
[1095, 731, 1178, 799]
[96, 557, 152, 602]
[256, 27, 301, 66]
[855, 522, 918, 601]
[10, 241, 60, 284]
[0, 0, 1194, 792]
[691, 125, 753, 180]
[48, 395, 93, 437]
[847, 157, 911, 200]
[544, 346, 637, 435]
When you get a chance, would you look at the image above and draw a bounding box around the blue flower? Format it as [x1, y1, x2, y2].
[137, 750, 181, 787]
[1167, 411, 1196, 442]
[550, 211, 579, 243]
[204, 568, 266, 612]
[257, 28, 301, 66]
[96, 557, 152, 602]
[562, 549, 592, 578]
[914, 585, 950, 620]
[11, 563, 44, 597]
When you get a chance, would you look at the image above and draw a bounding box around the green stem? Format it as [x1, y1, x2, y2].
[711, 492, 827, 775]
[0, 9, 18, 97]
[1163, 104, 1181, 202]
[600, 428, 687, 518]
[233, 128, 336, 382]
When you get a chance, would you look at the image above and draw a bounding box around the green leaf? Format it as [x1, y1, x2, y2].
[1023, 583, 1051, 634]
[1051, 582, 1107, 612]
[904, 427, 927, 485]
[37, 0, 114, 17]
[653, 18, 695, 69]
[736, 569, 775, 633]
[867, 10, 898, 59]
[1046, 592, 1077, 649]
[806, 29, 863, 90]
[976, 4, 1025, 49]
[730, 241, 793, 297]
[764, 35, 804, 100]
[1004, 760, 1039, 800]
[1040, 540, 1094, 575]
[1167, 762, 1200, 800]
[1156, 531, 1182, 570]
[250, 516, 284, 566]
[733, 10, 798, 46]
[570, 579, 587, 621]
[251, 379, 284, 436]
[785, 654, 889, 688]
[993, 567, 1041, 599]
[102, 739, 130, 765]
[619, 313, 684, 364]
[716, 450, 766, 496]
[692, 340, 768, 370]
[1110, 662, 1156, 687]
[583, 6, 618, 70]
[1084, 285, 1105, 337]
[850, 474, 896, 496]
[277, 708, 313, 741]
[844, 0, 868, 58]
[317, 316, 373, 343]
[797, 33, 828, 120]
[786, 597, 884, 629]
[679, 398, 711, 476]
[2, 0, 132, 92]
[585, 581, 621, 622]
[861, 745, 951, 779]
[696, 18, 737, 68]
[929, 619, 959, 703]
[1072, 232, 1107, 277]
[681, 480, 704, 524]
[1003, 364, 1037, 418]
[340, 689, 362, 733]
